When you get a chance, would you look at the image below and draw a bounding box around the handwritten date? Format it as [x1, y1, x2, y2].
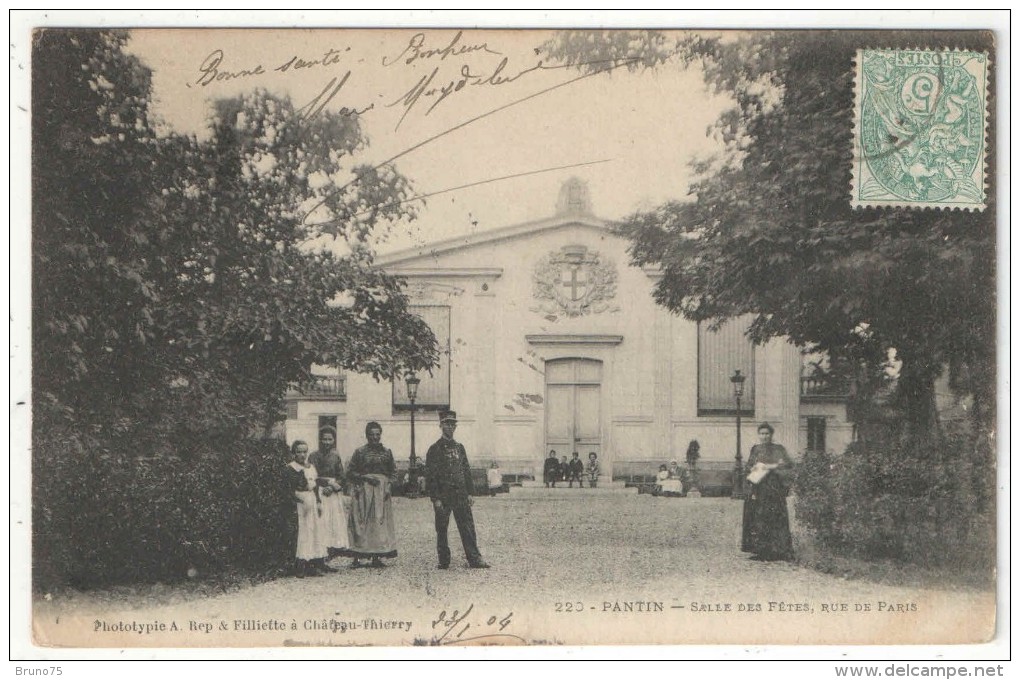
[431, 604, 514, 645]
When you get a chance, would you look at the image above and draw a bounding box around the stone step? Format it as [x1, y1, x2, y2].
[508, 485, 638, 497]
[520, 478, 626, 489]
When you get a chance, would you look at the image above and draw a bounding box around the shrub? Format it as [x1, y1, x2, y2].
[33, 430, 295, 590]
[794, 429, 995, 569]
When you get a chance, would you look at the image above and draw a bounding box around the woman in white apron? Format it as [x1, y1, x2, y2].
[287, 440, 329, 577]
[310, 427, 350, 562]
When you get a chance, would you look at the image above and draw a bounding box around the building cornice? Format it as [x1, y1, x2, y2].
[525, 334, 624, 346]
[387, 267, 504, 279]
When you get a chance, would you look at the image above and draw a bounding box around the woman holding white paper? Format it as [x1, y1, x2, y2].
[741, 422, 795, 561]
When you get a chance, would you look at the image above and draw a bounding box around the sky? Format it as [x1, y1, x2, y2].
[126, 28, 731, 254]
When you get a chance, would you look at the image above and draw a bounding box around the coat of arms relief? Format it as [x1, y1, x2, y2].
[532, 245, 619, 318]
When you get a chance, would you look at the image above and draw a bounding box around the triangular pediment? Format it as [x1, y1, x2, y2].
[376, 213, 613, 268]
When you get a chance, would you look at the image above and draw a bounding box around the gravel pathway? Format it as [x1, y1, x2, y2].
[33, 495, 994, 647]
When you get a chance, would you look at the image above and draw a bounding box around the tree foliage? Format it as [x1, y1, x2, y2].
[32, 29, 437, 447]
[33, 30, 163, 433]
[32, 29, 439, 585]
[544, 30, 996, 434]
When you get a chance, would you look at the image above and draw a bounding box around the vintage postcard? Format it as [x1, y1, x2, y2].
[14, 16, 1004, 657]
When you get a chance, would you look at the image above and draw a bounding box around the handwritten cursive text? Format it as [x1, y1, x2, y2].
[387, 57, 589, 129]
[294, 72, 374, 123]
[383, 31, 502, 67]
[195, 49, 265, 87]
[431, 604, 513, 645]
[276, 47, 351, 73]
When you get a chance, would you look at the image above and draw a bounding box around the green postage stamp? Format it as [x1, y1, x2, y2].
[852, 49, 989, 210]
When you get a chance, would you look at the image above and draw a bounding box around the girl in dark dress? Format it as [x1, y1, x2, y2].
[741, 422, 795, 561]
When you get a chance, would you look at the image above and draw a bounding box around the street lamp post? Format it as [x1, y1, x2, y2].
[405, 372, 421, 498]
[730, 369, 747, 499]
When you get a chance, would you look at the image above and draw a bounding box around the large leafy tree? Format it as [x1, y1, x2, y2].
[32, 29, 437, 448]
[149, 90, 436, 439]
[33, 30, 166, 438]
[544, 30, 996, 437]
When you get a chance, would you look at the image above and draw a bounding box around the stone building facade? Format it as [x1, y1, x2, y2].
[285, 180, 852, 481]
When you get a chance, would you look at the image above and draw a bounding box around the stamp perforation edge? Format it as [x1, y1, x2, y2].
[850, 46, 990, 212]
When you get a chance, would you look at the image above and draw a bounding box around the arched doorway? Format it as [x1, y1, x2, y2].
[545, 358, 602, 470]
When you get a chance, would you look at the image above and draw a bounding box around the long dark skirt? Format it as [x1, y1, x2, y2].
[741, 481, 793, 561]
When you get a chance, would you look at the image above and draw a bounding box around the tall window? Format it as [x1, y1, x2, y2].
[697, 315, 755, 415]
[317, 415, 337, 448]
[393, 305, 451, 411]
[806, 417, 827, 452]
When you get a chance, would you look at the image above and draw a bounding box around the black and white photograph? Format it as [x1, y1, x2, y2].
[12, 11, 1007, 659]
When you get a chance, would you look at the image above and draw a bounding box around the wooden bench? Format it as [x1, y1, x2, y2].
[691, 462, 736, 497]
[390, 464, 535, 497]
[499, 472, 536, 487]
[613, 461, 737, 497]
[470, 469, 535, 495]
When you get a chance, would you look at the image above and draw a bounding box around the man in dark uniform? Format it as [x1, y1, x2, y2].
[425, 410, 490, 569]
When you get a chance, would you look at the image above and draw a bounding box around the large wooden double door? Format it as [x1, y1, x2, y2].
[545, 358, 602, 461]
